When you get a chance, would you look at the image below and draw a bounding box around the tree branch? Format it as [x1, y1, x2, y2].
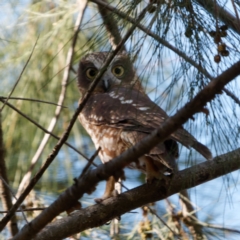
[97, 0, 127, 51]
[195, 0, 240, 34]
[1, 4, 153, 236]
[0, 114, 19, 236]
[16, 0, 89, 198]
[0, 38, 37, 112]
[0, 97, 67, 107]
[90, 0, 240, 107]
[96, 0, 146, 94]
[0, 99, 90, 162]
[12, 60, 240, 240]
[34, 148, 240, 240]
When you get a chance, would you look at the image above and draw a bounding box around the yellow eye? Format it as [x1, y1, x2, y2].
[112, 66, 124, 77]
[86, 68, 98, 79]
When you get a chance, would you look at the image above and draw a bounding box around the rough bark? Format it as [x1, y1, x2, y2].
[34, 148, 240, 240]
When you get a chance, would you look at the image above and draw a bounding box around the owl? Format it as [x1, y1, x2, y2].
[77, 52, 212, 202]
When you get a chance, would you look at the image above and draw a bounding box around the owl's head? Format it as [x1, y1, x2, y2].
[77, 52, 143, 94]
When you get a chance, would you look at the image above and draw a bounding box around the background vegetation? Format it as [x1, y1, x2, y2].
[0, 0, 240, 239]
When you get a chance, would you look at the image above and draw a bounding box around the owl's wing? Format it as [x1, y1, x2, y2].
[120, 129, 178, 172]
[81, 88, 212, 160]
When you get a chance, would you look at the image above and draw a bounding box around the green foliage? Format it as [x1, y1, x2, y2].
[1, 0, 240, 239]
[0, 1, 88, 187]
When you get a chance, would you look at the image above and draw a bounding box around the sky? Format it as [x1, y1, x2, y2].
[1, 0, 240, 239]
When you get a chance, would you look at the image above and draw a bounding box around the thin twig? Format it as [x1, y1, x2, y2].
[0, 38, 38, 112]
[0, 176, 28, 224]
[97, 0, 127, 51]
[90, 0, 240, 107]
[148, 206, 180, 238]
[165, 198, 189, 239]
[16, 0, 89, 198]
[195, 0, 240, 34]
[193, 221, 240, 234]
[0, 97, 67, 108]
[230, 0, 240, 28]
[79, 147, 100, 179]
[12, 59, 240, 239]
[179, 189, 204, 239]
[0, 99, 90, 162]
[0, 114, 19, 236]
[0, 3, 153, 234]
[0, 208, 46, 214]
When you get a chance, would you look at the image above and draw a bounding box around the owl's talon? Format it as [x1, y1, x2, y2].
[95, 176, 118, 203]
[146, 176, 154, 184]
[94, 189, 118, 203]
[145, 170, 170, 184]
[94, 197, 104, 203]
[112, 189, 119, 197]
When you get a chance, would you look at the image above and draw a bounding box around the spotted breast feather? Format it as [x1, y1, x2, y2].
[80, 87, 212, 163]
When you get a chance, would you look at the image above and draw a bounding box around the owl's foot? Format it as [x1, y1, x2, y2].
[145, 170, 168, 184]
[144, 157, 169, 183]
[94, 176, 118, 203]
[94, 189, 118, 203]
[147, 173, 169, 184]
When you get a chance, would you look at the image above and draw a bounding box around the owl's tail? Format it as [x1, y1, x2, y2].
[191, 141, 212, 160]
[172, 129, 213, 160]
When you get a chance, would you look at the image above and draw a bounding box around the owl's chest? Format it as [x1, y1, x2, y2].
[79, 113, 126, 163]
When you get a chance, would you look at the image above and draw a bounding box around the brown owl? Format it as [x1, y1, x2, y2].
[77, 52, 212, 202]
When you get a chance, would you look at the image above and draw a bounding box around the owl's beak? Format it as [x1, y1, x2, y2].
[103, 79, 109, 91]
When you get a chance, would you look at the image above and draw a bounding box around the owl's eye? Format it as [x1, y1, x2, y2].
[112, 66, 124, 77]
[86, 68, 98, 79]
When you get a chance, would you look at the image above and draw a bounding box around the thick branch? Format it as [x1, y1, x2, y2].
[34, 148, 240, 240]
[13, 60, 240, 240]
